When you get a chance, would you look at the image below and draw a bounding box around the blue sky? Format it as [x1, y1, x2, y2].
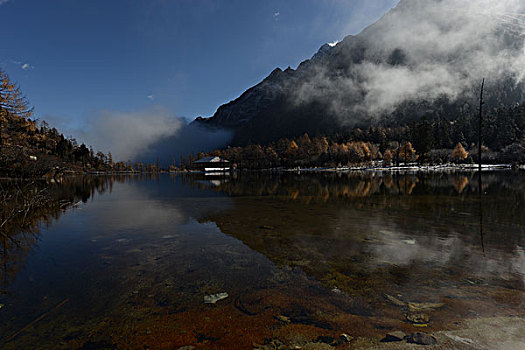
[0, 0, 398, 138]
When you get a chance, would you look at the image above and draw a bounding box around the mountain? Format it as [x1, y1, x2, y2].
[194, 0, 525, 145]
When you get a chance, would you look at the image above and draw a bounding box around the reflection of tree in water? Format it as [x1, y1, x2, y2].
[193, 171, 525, 203]
[0, 176, 125, 288]
[195, 171, 525, 304]
[451, 175, 469, 194]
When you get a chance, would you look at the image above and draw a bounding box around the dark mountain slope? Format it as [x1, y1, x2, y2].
[195, 0, 525, 145]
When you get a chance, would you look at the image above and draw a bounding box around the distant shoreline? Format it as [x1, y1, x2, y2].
[1, 163, 523, 182]
[279, 163, 524, 173]
[178, 163, 525, 175]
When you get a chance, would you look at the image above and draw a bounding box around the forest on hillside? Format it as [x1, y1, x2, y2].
[2, 66, 525, 175]
[188, 106, 525, 170]
[0, 69, 164, 177]
[0, 69, 115, 177]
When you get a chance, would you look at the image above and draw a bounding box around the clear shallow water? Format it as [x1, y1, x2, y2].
[0, 172, 523, 349]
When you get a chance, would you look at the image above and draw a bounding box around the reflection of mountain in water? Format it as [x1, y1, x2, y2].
[0, 176, 126, 288]
[198, 172, 525, 310]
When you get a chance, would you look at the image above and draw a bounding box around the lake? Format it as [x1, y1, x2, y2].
[0, 172, 524, 349]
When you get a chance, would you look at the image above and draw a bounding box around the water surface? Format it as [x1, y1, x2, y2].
[0, 172, 523, 349]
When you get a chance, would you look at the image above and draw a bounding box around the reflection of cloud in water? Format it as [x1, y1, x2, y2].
[478, 245, 525, 286]
[514, 247, 525, 285]
[90, 182, 233, 237]
[367, 224, 524, 287]
[371, 228, 462, 266]
[93, 185, 185, 234]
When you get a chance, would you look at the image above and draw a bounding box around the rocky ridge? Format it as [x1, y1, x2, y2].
[194, 0, 525, 145]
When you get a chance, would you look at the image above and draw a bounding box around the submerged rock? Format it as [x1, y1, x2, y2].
[384, 294, 406, 307]
[274, 315, 291, 324]
[408, 302, 444, 312]
[381, 331, 406, 342]
[406, 312, 430, 325]
[385, 294, 445, 312]
[253, 338, 286, 350]
[444, 334, 475, 345]
[339, 333, 353, 343]
[331, 287, 342, 294]
[303, 342, 334, 350]
[407, 332, 438, 345]
[204, 292, 229, 304]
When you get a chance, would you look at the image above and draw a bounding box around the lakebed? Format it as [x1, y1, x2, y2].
[0, 172, 523, 349]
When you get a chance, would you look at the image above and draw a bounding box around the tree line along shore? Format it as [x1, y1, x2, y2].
[2, 68, 525, 178]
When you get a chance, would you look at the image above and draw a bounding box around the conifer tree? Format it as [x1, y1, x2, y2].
[0, 69, 33, 153]
[398, 141, 417, 164]
[383, 149, 393, 166]
[451, 142, 468, 162]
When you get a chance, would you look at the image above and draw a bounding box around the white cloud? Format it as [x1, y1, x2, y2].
[328, 40, 339, 47]
[290, 0, 525, 120]
[273, 11, 280, 21]
[11, 60, 34, 70]
[147, 95, 155, 101]
[80, 106, 183, 161]
[45, 107, 232, 164]
[0, 0, 11, 5]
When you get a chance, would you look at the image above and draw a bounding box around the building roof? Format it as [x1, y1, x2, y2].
[194, 156, 230, 164]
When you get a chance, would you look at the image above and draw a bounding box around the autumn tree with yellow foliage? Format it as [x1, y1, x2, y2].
[383, 149, 393, 166]
[451, 142, 468, 162]
[0, 69, 33, 153]
[398, 141, 418, 164]
[0, 68, 118, 177]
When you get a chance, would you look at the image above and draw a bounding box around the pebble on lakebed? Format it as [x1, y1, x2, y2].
[275, 315, 291, 323]
[381, 331, 406, 342]
[384, 294, 444, 311]
[204, 292, 229, 304]
[407, 332, 438, 345]
[339, 333, 353, 342]
[406, 312, 430, 325]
